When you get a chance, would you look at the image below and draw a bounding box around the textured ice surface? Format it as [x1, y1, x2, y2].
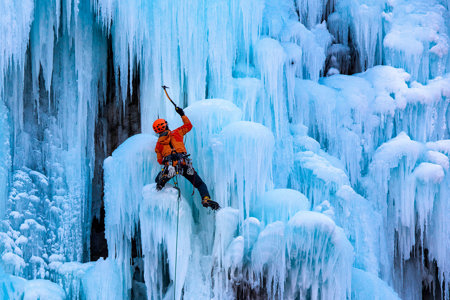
[80, 258, 123, 300]
[1, 265, 66, 300]
[23, 279, 66, 300]
[251, 189, 310, 224]
[352, 268, 400, 300]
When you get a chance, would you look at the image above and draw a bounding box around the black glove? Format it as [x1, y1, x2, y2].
[175, 106, 185, 116]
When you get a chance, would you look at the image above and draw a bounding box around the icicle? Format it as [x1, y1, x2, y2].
[232, 77, 264, 123]
[332, 0, 385, 71]
[383, 0, 450, 82]
[250, 221, 286, 299]
[283, 42, 302, 118]
[294, 0, 331, 29]
[290, 150, 350, 207]
[239, 0, 264, 66]
[350, 1, 384, 70]
[255, 38, 287, 137]
[366, 133, 450, 291]
[281, 20, 328, 82]
[211, 207, 240, 299]
[0, 0, 34, 94]
[29, 0, 58, 99]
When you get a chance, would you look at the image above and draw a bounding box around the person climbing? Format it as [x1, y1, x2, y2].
[153, 106, 220, 210]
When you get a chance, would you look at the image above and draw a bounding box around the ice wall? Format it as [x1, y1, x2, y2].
[1, 0, 108, 280]
[0, 102, 10, 217]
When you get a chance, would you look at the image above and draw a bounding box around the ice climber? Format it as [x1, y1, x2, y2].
[153, 106, 220, 210]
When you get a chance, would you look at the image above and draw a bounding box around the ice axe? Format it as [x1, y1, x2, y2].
[161, 85, 178, 109]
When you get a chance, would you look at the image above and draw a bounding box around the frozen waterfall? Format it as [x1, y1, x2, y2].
[1, 0, 450, 299]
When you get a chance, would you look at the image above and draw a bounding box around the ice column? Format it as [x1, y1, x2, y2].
[368, 133, 425, 263]
[140, 185, 193, 300]
[251, 221, 286, 299]
[212, 121, 274, 221]
[0, 102, 10, 216]
[285, 211, 353, 300]
[184, 99, 242, 200]
[103, 134, 158, 295]
[255, 38, 287, 137]
[0, 0, 33, 215]
[367, 132, 450, 292]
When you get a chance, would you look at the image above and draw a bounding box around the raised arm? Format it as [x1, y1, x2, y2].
[177, 115, 193, 136]
[174, 107, 192, 136]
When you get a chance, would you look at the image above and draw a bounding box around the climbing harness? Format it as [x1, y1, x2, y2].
[172, 174, 181, 300]
[162, 153, 195, 178]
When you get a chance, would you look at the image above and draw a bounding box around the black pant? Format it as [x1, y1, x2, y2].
[155, 165, 210, 199]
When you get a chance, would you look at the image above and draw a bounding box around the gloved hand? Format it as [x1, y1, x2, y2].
[175, 106, 185, 116]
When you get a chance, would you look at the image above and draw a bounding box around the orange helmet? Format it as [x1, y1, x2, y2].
[153, 118, 168, 133]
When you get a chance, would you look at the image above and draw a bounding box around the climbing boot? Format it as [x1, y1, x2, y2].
[202, 196, 220, 210]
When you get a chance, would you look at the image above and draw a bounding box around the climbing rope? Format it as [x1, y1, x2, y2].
[172, 174, 181, 300]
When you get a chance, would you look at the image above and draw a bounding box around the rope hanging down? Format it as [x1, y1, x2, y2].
[173, 175, 181, 300]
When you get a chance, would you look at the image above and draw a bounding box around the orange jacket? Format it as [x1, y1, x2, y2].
[155, 115, 193, 164]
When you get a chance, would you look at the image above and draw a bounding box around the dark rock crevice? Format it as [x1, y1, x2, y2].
[90, 35, 141, 261]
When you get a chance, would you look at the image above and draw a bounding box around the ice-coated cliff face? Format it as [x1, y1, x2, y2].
[1, 0, 449, 299]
